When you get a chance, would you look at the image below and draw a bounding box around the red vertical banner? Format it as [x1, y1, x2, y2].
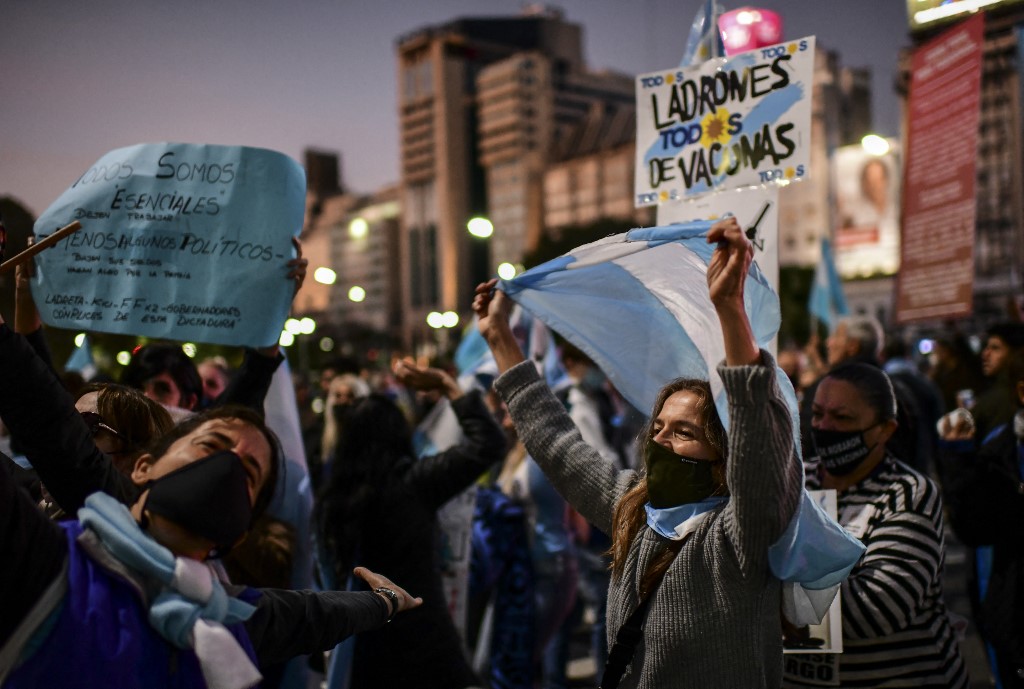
[896, 13, 984, 323]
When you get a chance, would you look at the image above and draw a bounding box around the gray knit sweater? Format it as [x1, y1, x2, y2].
[494, 353, 802, 689]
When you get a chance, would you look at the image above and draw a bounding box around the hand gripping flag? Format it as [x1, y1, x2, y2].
[498, 221, 864, 605]
[499, 220, 778, 431]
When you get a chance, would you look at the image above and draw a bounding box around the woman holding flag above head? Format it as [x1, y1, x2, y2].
[473, 217, 804, 688]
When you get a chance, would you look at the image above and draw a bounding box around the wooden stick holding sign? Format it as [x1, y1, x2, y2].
[0, 221, 82, 275]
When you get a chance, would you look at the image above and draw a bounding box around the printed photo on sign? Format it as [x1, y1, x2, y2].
[31, 143, 305, 347]
[635, 36, 815, 206]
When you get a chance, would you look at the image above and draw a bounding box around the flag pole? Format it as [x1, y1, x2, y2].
[0, 221, 83, 274]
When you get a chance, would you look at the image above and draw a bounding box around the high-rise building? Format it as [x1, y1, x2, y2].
[476, 50, 636, 271]
[543, 105, 654, 233]
[396, 6, 635, 349]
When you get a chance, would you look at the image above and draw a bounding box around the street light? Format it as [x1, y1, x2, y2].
[298, 317, 316, 335]
[497, 262, 517, 280]
[284, 318, 302, 335]
[441, 311, 459, 328]
[861, 134, 890, 156]
[349, 217, 369, 239]
[467, 217, 494, 238]
[426, 311, 445, 329]
[314, 267, 337, 285]
[279, 331, 295, 347]
[348, 285, 366, 302]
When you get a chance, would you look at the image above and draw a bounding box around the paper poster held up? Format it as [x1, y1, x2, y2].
[31, 143, 306, 347]
[635, 36, 815, 206]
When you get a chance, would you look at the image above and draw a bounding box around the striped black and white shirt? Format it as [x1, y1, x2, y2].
[784, 455, 969, 688]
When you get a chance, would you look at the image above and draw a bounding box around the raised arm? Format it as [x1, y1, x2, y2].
[706, 218, 760, 368]
[708, 219, 801, 576]
[392, 359, 507, 510]
[475, 283, 634, 534]
[0, 321, 136, 512]
[214, 237, 307, 412]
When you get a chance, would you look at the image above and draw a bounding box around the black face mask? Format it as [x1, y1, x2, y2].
[644, 439, 724, 509]
[811, 425, 879, 476]
[143, 450, 252, 555]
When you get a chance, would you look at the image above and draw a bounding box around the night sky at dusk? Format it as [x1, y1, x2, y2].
[2, 0, 910, 217]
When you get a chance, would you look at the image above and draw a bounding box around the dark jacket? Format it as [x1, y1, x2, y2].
[323, 392, 507, 689]
[0, 323, 390, 681]
[940, 423, 1024, 666]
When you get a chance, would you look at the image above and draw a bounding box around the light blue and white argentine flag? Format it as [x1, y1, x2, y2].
[500, 222, 865, 598]
[64, 335, 97, 381]
[807, 238, 849, 332]
[499, 220, 779, 431]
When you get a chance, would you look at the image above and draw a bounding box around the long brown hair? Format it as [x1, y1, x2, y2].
[608, 378, 727, 596]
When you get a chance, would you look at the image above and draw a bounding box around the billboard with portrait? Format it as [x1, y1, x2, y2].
[832, 143, 902, 278]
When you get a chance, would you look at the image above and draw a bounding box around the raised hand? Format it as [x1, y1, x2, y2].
[706, 217, 753, 309]
[287, 236, 308, 297]
[472, 279, 513, 343]
[706, 217, 760, 367]
[392, 358, 461, 400]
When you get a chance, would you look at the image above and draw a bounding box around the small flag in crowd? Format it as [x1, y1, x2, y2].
[681, 0, 724, 66]
[64, 335, 97, 381]
[807, 238, 849, 332]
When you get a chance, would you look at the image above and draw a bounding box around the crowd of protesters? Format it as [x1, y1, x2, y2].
[2, 220, 1023, 689]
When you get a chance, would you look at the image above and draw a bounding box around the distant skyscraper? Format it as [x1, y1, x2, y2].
[396, 6, 637, 349]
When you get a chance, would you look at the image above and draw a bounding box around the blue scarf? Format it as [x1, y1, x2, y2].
[78, 492, 261, 689]
[645, 498, 726, 540]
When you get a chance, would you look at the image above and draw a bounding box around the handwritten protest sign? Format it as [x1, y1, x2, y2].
[32, 143, 305, 347]
[635, 37, 814, 206]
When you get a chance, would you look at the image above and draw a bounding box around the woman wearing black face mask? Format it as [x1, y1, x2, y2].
[474, 219, 803, 689]
[0, 306, 424, 688]
[785, 362, 968, 688]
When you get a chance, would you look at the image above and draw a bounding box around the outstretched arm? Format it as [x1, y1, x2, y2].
[394, 359, 507, 509]
[241, 566, 421, 664]
[475, 281, 635, 534]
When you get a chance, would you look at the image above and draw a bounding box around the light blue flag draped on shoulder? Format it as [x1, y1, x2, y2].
[498, 222, 864, 607]
[808, 238, 849, 332]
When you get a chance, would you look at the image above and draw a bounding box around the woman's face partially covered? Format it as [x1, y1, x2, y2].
[650, 391, 720, 462]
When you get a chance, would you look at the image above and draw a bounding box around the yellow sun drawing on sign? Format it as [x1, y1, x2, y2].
[700, 108, 732, 148]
